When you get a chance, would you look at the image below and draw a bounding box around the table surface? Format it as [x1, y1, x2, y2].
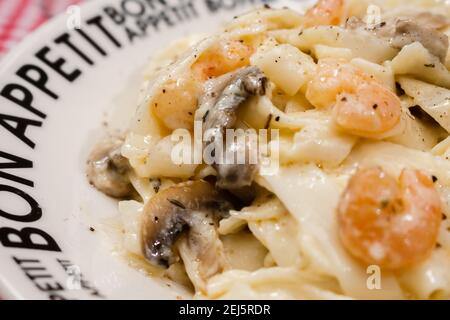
[0, 0, 85, 59]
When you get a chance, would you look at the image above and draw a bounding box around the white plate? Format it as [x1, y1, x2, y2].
[0, 0, 309, 300]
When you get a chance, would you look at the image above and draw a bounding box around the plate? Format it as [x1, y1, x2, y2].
[0, 0, 312, 299]
[0, 0, 311, 300]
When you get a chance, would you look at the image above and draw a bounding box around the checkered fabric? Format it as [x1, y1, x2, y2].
[0, 0, 84, 58]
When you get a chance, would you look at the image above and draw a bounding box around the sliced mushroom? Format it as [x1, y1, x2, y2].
[87, 137, 133, 198]
[346, 16, 449, 63]
[203, 66, 267, 134]
[201, 66, 267, 190]
[177, 211, 230, 291]
[141, 180, 233, 272]
[382, 9, 450, 31]
[391, 20, 448, 63]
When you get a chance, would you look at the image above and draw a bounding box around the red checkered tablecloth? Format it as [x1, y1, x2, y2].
[0, 0, 85, 59]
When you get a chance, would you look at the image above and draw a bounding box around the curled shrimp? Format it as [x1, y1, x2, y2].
[306, 59, 363, 109]
[303, 0, 346, 28]
[306, 59, 402, 138]
[192, 39, 253, 80]
[337, 167, 442, 270]
[334, 83, 402, 137]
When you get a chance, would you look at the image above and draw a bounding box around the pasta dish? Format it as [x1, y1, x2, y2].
[87, 0, 450, 300]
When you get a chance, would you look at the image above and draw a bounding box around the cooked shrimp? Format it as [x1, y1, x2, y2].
[303, 0, 346, 28]
[333, 83, 402, 137]
[306, 58, 402, 138]
[151, 73, 202, 130]
[192, 39, 253, 80]
[338, 167, 442, 270]
[306, 59, 364, 109]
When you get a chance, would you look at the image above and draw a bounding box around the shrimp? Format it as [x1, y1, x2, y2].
[306, 58, 402, 138]
[306, 59, 364, 109]
[303, 0, 346, 28]
[337, 167, 442, 270]
[151, 73, 202, 130]
[333, 83, 402, 137]
[192, 39, 253, 80]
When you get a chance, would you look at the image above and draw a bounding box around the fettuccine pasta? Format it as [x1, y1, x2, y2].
[87, 0, 450, 300]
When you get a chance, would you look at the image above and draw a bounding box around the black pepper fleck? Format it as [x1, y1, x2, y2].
[168, 198, 186, 209]
[152, 179, 161, 193]
[265, 114, 273, 129]
[380, 200, 389, 209]
[202, 110, 210, 123]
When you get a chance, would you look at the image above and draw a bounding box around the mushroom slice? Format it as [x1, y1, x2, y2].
[178, 210, 229, 291]
[141, 180, 233, 271]
[87, 136, 133, 198]
[202, 66, 267, 190]
[203, 66, 267, 133]
[382, 9, 450, 31]
[391, 20, 449, 63]
[346, 17, 449, 63]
